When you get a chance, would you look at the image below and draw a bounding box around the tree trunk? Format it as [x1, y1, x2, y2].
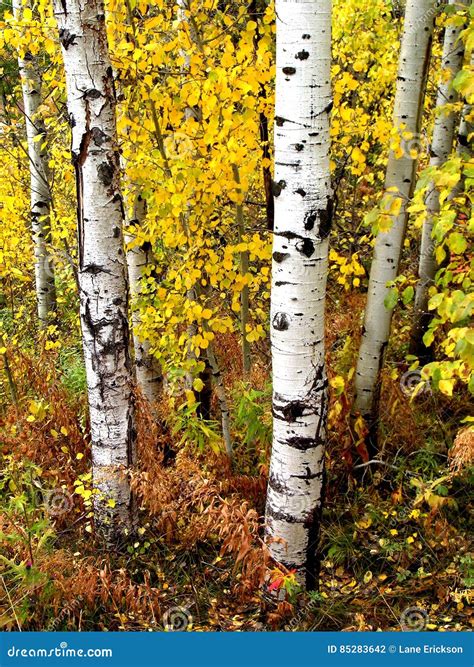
[410, 0, 467, 359]
[13, 0, 56, 329]
[265, 0, 332, 590]
[54, 0, 136, 540]
[232, 164, 251, 375]
[352, 0, 436, 456]
[125, 193, 163, 409]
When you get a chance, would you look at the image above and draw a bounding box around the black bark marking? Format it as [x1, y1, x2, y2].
[295, 188, 306, 197]
[266, 505, 306, 524]
[295, 50, 309, 60]
[302, 34, 311, 39]
[91, 127, 108, 146]
[84, 88, 102, 100]
[272, 179, 286, 197]
[295, 144, 304, 151]
[319, 197, 333, 239]
[272, 312, 290, 331]
[282, 67, 296, 75]
[58, 29, 77, 49]
[279, 399, 307, 422]
[304, 211, 317, 231]
[273, 251, 290, 264]
[97, 160, 115, 186]
[83, 263, 111, 276]
[286, 436, 319, 451]
[296, 238, 315, 258]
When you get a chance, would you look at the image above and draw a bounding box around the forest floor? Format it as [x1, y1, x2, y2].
[0, 293, 473, 632]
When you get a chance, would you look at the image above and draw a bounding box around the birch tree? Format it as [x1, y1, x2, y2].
[353, 0, 436, 453]
[410, 0, 467, 358]
[125, 193, 163, 409]
[54, 0, 136, 539]
[265, 0, 332, 589]
[13, 0, 56, 328]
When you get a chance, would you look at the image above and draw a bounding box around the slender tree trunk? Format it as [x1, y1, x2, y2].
[125, 193, 163, 409]
[54, 0, 136, 540]
[352, 0, 436, 456]
[450, 52, 474, 201]
[249, 0, 274, 231]
[410, 0, 467, 359]
[13, 0, 56, 328]
[232, 164, 251, 375]
[265, 0, 332, 590]
[206, 343, 232, 460]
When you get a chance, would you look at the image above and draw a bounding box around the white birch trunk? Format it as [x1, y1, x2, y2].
[353, 0, 436, 445]
[125, 194, 163, 409]
[265, 0, 332, 589]
[13, 0, 56, 328]
[54, 0, 136, 540]
[411, 0, 467, 356]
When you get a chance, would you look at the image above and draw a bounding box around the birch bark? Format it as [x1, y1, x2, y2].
[13, 0, 56, 328]
[125, 194, 163, 408]
[54, 0, 136, 539]
[264, 0, 332, 589]
[353, 0, 436, 451]
[410, 0, 467, 357]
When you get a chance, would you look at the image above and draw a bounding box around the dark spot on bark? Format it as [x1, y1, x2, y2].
[295, 50, 309, 60]
[304, 211, 317, 231]
[141, 241, 152, 253]
[295, 144, 304, 152]
[113, 297, 123, 305]
[286, 436, 318, 451]
[282, 67, 296, 75]
[272, 312, 290, 331]
[97, 161, 115, 186]
[275, 116, 285, 126]
[273, 251, 290, 263]
[302, 34, 311, 39]
[113, 227, 120, 238]
[281, 400, 307, 422]
[272, 180, 286, 197]
[84, 88, 102, 100]
[91, 127, 108, 146]
[69, 113, 76, 129]
[319, 197, 333, 239]
[296, 188, 306, 197]
[296, 238, 315, 258]
[266, 505, 305, 524]
[59, 28, 77, 49]
[83, 263, 106, 275]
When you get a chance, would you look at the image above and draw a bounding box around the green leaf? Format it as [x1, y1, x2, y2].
[384, 287, 399, 310]
[402, 286, 414, 305]
[447, 232, 467, 255]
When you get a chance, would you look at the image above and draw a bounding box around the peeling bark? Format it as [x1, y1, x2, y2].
[54, 0, 136, 541]
[353, 0, 436, 454]
[13, 0, 56, 328]
[264, 0, 332, 590]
